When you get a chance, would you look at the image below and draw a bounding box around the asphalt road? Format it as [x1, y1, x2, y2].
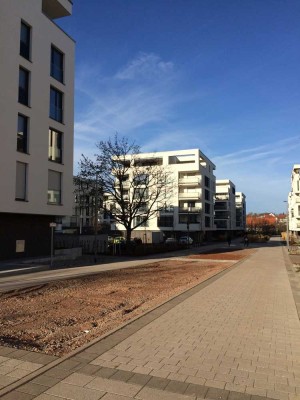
[0, 239, 277, 292]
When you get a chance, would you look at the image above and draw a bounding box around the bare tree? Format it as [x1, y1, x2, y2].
[77, 134, 173, 243]
[74, 158, 104, 261]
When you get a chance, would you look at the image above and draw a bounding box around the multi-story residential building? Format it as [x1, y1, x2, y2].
[112, 149, 216, 242]
[235, 192, 246, 231]
[288, 164, 300, 240]
[214, 180, 237, 232]
[0, 0, 75, 259]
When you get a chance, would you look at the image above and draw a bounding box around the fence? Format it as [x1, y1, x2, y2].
[55, 234, 109, 254]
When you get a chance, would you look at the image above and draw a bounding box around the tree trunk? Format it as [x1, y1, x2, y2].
[126, 228, 132, 245]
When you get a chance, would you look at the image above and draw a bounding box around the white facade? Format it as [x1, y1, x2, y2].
[214, 180, 237, 231]
[0, 0, 75, 259]
[115, 149, 216, 242]
[288, 164, 300, 239]
[235, 192, 246, 231]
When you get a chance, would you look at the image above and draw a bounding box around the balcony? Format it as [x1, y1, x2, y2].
[115, 181, 130, 189]
[42, 0, 72, 19]
[178, 192, 201, 200]
[159, 208, 174, 215]
[178, 177, 201, 186]
[179, 207, 201, 213]
[295, 197, 300, 203]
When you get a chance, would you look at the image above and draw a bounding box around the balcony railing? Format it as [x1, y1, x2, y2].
[178, 192, 201, 200]
[179, 207, 201, 213]
[215, 195, 229, 201]
[159, 208, 174, 215]
[178, 177, 201, 185]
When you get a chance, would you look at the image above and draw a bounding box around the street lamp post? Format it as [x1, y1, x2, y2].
[187, 204, 191, 247]
[49, 222, 56, 267]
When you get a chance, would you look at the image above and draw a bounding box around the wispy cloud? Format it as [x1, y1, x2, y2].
[74, 52, 181, 143]
[115, 52, 174, 81]
[211, 136, 300, 212]
[213, 136, 300, 168]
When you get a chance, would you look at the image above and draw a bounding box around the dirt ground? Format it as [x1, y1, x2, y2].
[0, 248, 254, 357]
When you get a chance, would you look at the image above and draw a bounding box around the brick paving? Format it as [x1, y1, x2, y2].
[1, 239, 300, 399]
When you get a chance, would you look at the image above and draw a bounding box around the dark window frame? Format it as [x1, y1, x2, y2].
[20, 21, 31, 60]
[51, 45, 64, 83]
[50, 86, 63, 123]
[48, 128, 63, 163]
[15, 161, 27, 201]
[18, 67, 30, 106]
[48, 169, 62, 205]
[17, 114, 29, 153]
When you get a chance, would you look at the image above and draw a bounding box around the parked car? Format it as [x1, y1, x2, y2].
[179, 236, 193, 244]
[165, 237, 177, 244]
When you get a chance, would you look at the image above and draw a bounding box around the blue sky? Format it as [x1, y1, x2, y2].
[59, 0, 300, 213]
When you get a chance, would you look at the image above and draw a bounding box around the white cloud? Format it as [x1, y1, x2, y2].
[115, 52, 174, 81]
[74, 52, 184, 159]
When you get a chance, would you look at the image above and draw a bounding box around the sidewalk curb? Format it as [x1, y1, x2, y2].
[0, 264, 50, 278]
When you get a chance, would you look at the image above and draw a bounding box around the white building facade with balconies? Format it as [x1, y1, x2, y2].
[0, 0, 75, 259]
[235, 192, 246, 231]
[214, 180, 237, 232]
[288, 164, 300, 240]
[114, 149, 216, 242]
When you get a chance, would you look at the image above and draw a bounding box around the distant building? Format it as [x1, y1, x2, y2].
[214, 180, 237, 231]
[235, 192, 246, 231]
[108, 149, 216, 242]
[288, 164, 300, 240]
[0, 0, 75, 259]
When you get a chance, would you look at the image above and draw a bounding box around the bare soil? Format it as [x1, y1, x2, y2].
[0, 249, 254, 357]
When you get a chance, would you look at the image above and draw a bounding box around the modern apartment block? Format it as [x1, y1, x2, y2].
[288, 164, 300, 240]
[0, 0, 75, 259]
[214, 180, 237, 232]
[113, 149, 216, 242]
[235, 192, 246, 230]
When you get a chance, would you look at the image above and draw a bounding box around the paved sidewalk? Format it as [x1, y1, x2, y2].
[1, 239, 300, 400]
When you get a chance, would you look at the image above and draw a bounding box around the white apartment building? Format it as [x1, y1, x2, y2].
[0, 0, 75, 259]
[214, 180, 237, 232]
[235, 192, 246, 231]
[288, 164, 300, 240]
[114, 149, 216, 242]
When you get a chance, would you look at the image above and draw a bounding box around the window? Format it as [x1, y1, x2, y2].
[134, 188, 148, 200]
[20, 21, 31, 60]
[205, 203, 210, 214]
[204, 176, 210, 188]
[205, 216, 210, 228]
[133, 174, 149, 186]
[17, 114, 28, 153]
[48, 170, 62, 204]
[19, 67, 29, 106]
[133, 215, 149, 228]
[50, 87, 63, 122]
[179, 214, 198, 224]
[15, 162, 27, 200]
[157, 216, 173, 227]
[48, 128, 62, 163]
[205, 189, 210, 201]
[51, 46, 64, 82]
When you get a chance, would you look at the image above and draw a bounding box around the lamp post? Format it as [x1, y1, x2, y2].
[284, 200, 290, 251]
[49, 222, 56, 267]
[187, 203, 191, 247]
